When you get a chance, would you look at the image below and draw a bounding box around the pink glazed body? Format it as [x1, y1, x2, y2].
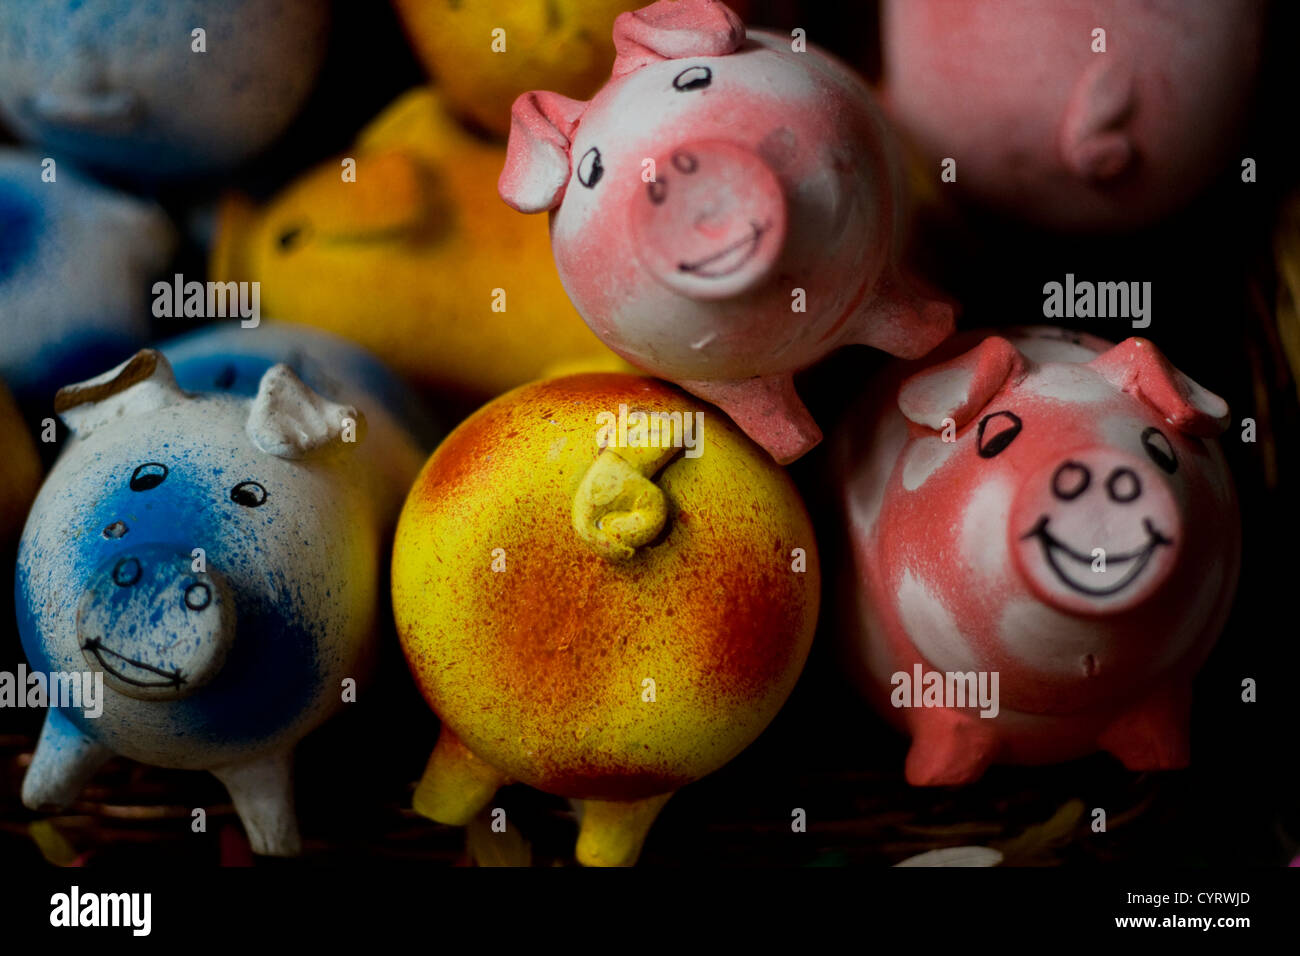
[881, 0, 1265, 231]
[500, 0, 953, 463]
[834, 327, 1240, 785]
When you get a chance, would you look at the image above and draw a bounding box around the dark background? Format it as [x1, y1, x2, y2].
[1, 0, 1297, 868]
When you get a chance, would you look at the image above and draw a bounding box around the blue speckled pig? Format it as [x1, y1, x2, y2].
[17, 323, 428, 855]
[0, 0, 330, 180]
[0, 148, 175, 403]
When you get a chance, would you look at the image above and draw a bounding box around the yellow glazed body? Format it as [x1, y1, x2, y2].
[391, 0, 648, 138]
[391, 374, 819, 865]
[210, 87, 618, 398]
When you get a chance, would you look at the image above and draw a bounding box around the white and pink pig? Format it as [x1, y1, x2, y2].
[881, 0, 1266, 231]
[500, 0, 953, 463]
[835, 327, 1240, 785]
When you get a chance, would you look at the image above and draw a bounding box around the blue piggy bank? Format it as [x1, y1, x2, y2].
[0, 148, 175, 403]
[0, 0, 330, 180]
[17, 323, 428, 855]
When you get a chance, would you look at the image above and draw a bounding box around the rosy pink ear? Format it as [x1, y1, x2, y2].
[612, 0, 745, 77]
[1089, 338, 1230, 436]
[499, 91, 588, 214]
[898, 336, 1026, 430]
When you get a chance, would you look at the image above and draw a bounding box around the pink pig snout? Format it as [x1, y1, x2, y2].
[630, 139, 787, 301]
[1009, 446, 1181, 618]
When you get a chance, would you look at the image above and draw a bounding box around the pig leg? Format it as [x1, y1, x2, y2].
[574, 792, 674, 867]
[676, 374, 821, 464]
[1097, 683, 1192, 770]
[22, 708, 112, 811]
[211, 750, 301, 856]
[853, 274, 955, 360]
[904, 708, 999, 786]
[413, 725, 511, 826]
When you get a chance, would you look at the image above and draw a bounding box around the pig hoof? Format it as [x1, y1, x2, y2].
[575, 793, 674, 867]
[413, 727, 510, 826]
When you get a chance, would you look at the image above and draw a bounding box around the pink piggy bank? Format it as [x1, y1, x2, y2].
[500, 0, 953, 463]
[882, 0, 1265, 231]
[835, 327, 1240, 785]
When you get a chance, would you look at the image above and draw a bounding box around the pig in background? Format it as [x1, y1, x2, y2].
[501, 0, 953, 464]
[17, 324, 428, 855]
[211, 87, 622, 399]
[0, 148, 175, 407]
[834, 326, 1240, 785]
[881, 0, 1266, 231]
[0, 0, 330, 182]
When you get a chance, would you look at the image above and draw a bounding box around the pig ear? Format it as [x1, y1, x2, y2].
[898, 336, 1028, 430]
[1089, 338, 1230, 436]
[612, 0, 746, 77]
[55, 350, 188, 436]
[499, 91, 588, 214]
[246, 364, 367, 459]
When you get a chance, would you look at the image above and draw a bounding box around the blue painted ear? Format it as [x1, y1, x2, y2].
[54, 350, 188, 436]
[245, 364, 366, 460]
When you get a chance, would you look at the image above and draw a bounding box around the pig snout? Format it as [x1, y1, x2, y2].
[76, 544, 236, 701]
[630, 139, 787, 301]
[1009, 446, 1180, 617]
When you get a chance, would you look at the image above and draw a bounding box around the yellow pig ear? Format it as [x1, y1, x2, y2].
[210, 192, 258, 282]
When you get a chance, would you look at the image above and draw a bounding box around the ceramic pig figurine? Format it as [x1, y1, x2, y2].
[881, 0, 1266, 231]
[212, 88, 621, 398]
[0, 149, 175, 404]
[500, 0, 954, 463]
[0, 0, 329, 180]
[835, 327, 1239, 785]
[391, 0, 752, 138]
[17, 324, 426, 855]
[393, 373, 819, 865]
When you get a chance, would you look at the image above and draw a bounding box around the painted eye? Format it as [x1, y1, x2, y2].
[277, 224, 310, 252]
[673, 66, 713, 92]
[214, 364, 237, 390]
[129, 462, 168, 491]
[577, 147, 604, 189]
[230, 481, 267, 507]
[976, 411, 1022, 459]
[672, 152, 699, 174]
[1107, 467, 1142, 503]
[1052, 462, 1091, 500]
[184, 581, 212, 611]
[1141, 426, 1177, 474]
[112, 557, 142, 588]
[648, 179, 668, 205]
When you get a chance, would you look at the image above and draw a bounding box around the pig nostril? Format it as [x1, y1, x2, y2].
[183, 581, 212, 611]
[648, 180, 668, 206]
[102, 521, 128, 539]
[1107, 467, 1142, 503]
[672, 152, 699, 174]
[1052, 461, 1091, 501]
[112, 557, 142, 587]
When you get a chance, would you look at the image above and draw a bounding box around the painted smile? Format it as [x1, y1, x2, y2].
[1021, 517, 1173, 597]
[81, 638, 185, 690]
[25, 89, 142, 131]
[678, 221, 767, 279]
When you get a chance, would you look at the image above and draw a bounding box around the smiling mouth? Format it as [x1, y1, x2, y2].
[678, 221, 767, 279]
[26, 89, 142, 131]
[82, 638, 185, 690]
[1021, 517, 1173, 598]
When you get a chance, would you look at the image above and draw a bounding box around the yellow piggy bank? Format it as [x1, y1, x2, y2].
[392, 0, 648, 138]
[211, 87, 619, 398]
